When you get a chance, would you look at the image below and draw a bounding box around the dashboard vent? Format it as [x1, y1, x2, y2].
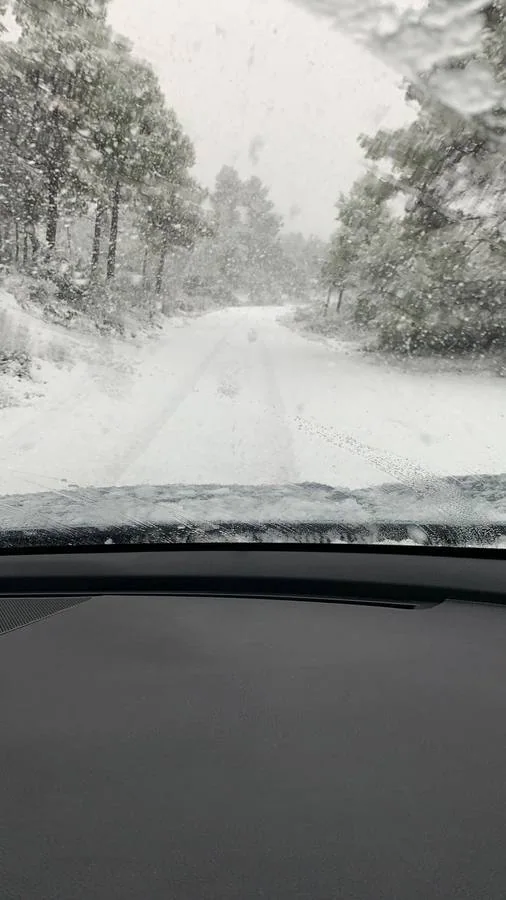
[0, 595, 91, 637]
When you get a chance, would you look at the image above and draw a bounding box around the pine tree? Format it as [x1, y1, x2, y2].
[86, 38, 195, 279]
[8, 0, 113, 251]
[321, 0, 506, 354]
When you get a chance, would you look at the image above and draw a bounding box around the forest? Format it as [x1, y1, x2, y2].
[3, 0, 504, 361]
[0, 0, 324, 335]
[320, 0, 506, 357]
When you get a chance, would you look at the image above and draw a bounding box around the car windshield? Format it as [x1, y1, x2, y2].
[0, 0, 504, 548]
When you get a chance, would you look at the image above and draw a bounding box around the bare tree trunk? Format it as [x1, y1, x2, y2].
[155, 229, 169, 295]
[324, 285, 332, 315]
[27, 222, 40, 258]
[23, 230, 28, 266]
[91, 198, 105, 273]
[46, 169, 60, 250]
[107, 180, 121, 280]
[3, 224, 12, 263]
[15, 221, 19, 264]
[142, 245, 149, 288]
[336, 287, 344, 313]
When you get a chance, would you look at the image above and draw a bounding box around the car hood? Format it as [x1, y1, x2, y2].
[0, 475, 505, 547]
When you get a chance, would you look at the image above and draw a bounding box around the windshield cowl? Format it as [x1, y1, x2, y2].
[1, 477, 505, 549]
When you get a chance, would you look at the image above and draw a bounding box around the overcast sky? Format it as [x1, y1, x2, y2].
[109, 0, 412, 237]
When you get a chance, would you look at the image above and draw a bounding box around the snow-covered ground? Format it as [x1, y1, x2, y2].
[0, 297, 504, 500]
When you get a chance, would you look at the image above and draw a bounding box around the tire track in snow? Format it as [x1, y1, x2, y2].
[107, 329, 232, 484]
[295, 416, 480, 524]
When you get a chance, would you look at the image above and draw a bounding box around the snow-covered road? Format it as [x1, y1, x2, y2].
[0, 305, 504, 496]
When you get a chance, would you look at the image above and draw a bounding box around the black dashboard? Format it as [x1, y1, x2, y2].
[1, 547, 505, 899]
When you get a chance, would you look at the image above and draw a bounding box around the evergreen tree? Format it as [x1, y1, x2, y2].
[322, 0, 506, 355]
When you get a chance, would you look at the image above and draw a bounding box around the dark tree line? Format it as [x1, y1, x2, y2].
[322, 0, 506, 357]
[0, 0, 203, 305]
[0, 1, 326, 328]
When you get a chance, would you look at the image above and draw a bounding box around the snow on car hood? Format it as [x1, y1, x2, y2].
[0, 475, 504, 546]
